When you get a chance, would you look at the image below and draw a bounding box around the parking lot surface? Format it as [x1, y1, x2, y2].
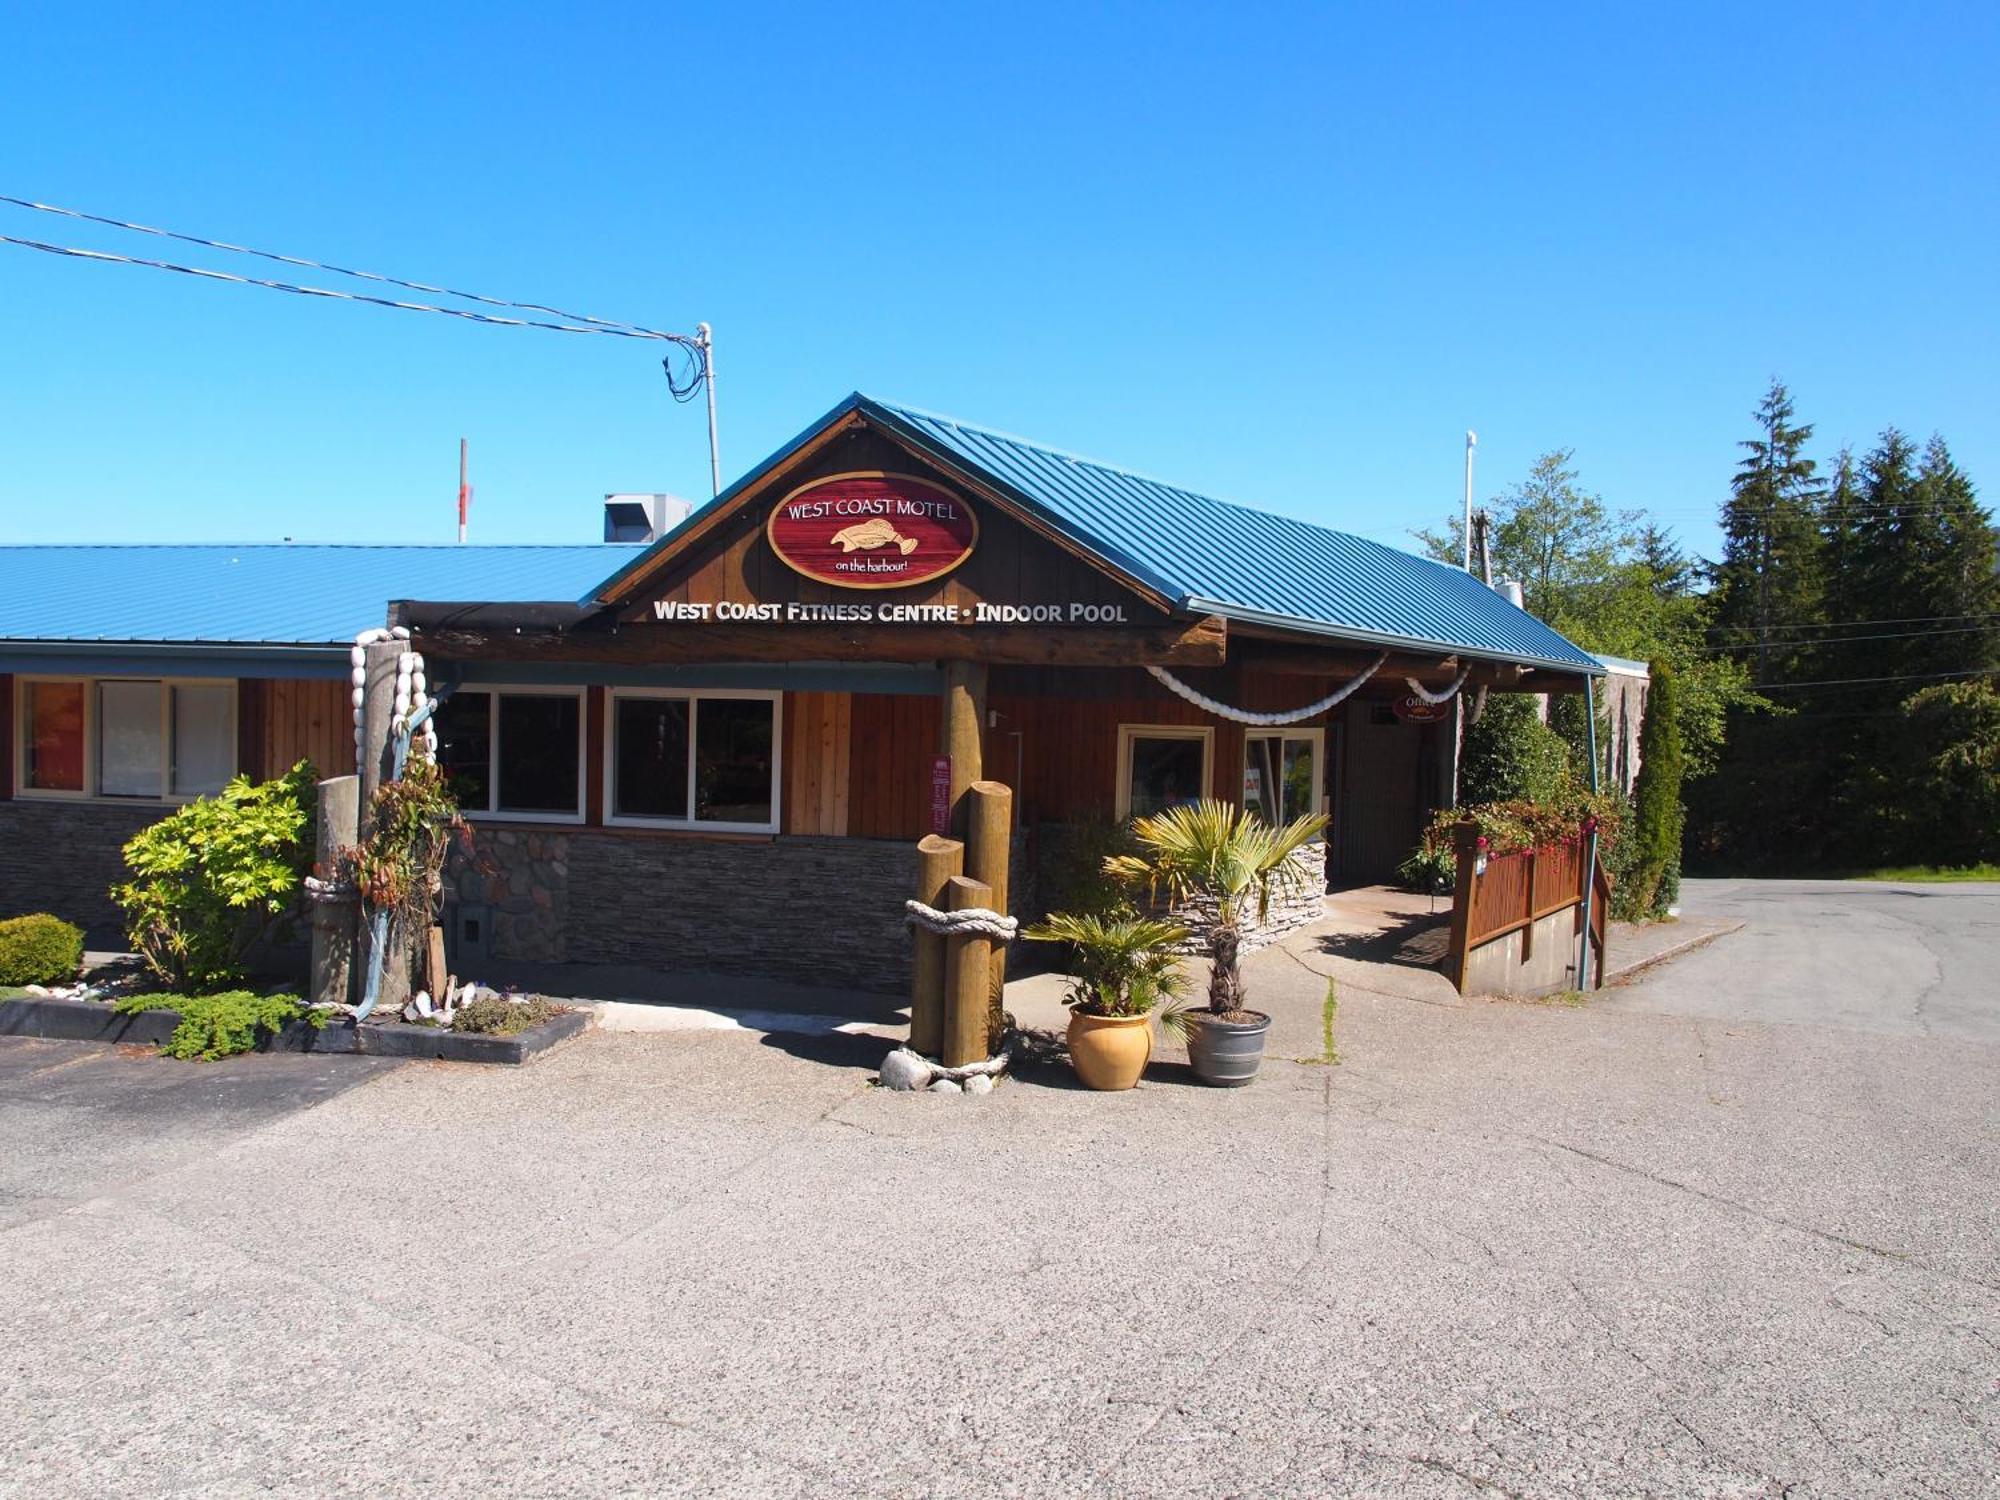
[1, 882, 1993, 1498]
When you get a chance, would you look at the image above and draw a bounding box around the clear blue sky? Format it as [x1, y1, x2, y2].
[3, 3, 1995, 563]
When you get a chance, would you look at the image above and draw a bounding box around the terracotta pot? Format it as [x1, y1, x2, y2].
[1066, 1010, 1153, 1091]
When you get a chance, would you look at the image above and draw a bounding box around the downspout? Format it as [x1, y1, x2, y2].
[1576, 675, 1601, 990]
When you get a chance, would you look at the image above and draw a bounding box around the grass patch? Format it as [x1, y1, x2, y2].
[1541, 989, 1590, 1008]
[1298, 979, 1341, 1066]
[113, 990, 322, 1060]
[1850, 864, 2000, 883]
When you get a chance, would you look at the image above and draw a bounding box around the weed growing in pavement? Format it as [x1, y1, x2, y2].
[1298, 979, 1341, 1066]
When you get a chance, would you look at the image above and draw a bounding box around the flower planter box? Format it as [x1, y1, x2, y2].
[0, 996, 589, 1066]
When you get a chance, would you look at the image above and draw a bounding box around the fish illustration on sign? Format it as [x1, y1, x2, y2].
[830, 518, 920, 556]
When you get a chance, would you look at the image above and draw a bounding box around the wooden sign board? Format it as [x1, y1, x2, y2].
[929, 754, 953, 833]
[766, 471, 977, 591]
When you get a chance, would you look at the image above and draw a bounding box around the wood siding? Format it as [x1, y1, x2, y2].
[783, 691, 852, 835]
[846, 691, 942, 839]
[248, 677, 356, 782]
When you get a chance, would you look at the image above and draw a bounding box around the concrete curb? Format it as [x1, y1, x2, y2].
[0, 997, 591, 1065]
[1602, 920, 1745, 986]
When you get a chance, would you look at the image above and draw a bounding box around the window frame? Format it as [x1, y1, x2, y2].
[12, 674, 238, 804]
[1241, 726, 1327, 832]
[1114, 723, 1214, 821]
[602, 686, 784, 835]
[443, 684, 588, 825]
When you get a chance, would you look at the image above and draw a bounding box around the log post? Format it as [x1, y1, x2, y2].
[357, 639, 404, 836]
[964, 780, 1013, 1051]
[356, 637, 412, 1011]
[910, 834, 963, 1057]
[310, 775, 359, 1009]
[1444, 820, 1481, 993]
[940, 660, 987, 837]
[942, 875, 993, 1068]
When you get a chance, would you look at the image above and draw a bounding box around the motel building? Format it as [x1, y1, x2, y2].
[0, 394, 1604, 993]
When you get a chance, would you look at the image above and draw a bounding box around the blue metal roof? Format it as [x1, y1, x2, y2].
[590, 394, 1600, 675]
[864, 399, 1601, 674]
[0, 545, 639, 646]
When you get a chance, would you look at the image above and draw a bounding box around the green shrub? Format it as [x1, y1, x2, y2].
[112, 761, 317, 993]
[1629, 660, 1685, 918]
[1021, 911, 1188, 1019]
[451, 994, 557, 1036]
[0, 913, 85, 986]
[114, 990, 314, 1060]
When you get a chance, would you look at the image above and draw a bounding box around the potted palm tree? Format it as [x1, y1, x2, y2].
[1105, 799, 1328, 1086]
[1023, 911, 1189, 1090]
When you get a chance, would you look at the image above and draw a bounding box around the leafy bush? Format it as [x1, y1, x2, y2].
[113, 762, 318, 993]
[1393, 846, 1456, 894]
[1022, 911, 1188, 1019]
[1037, 813, 1140, 921]
[1461, 694, 1577, 806]
[1890, 680, 2000, 866]
[1419, 792, 1625, 863]
[0, 913, 85, 986]
[451, 994, 557, 1036]
[113, 990, 315, 1060]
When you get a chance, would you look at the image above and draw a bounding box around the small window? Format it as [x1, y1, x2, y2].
[613, 695, 689, 819]
[173, 683, 236, 797]
[434, 688, 583, 821]
[1116, 725, 1212, 820]
[1243, 730, 1323, 827]
[15, 677, 236, 801]
[23, 680, 87, 792]
[607, 690, 781, 832]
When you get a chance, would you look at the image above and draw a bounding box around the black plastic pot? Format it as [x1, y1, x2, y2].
[1186, 1010, 1271, 1087]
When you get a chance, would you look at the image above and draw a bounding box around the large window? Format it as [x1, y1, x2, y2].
[1116, 725, 1212, 820]
[1242, 729, 1323, 828]
[14, 677, 236, 800]
[435, 688, 583, 821]
[607, 690, 780, 832]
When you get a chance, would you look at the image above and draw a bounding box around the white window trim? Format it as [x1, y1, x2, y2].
[446, 684, 587, 825]
[12, 674, 238, 804]
[1241, 726, 1328, 831]
[602, 687, 783, 835]
[1115, 723, 1214, 821]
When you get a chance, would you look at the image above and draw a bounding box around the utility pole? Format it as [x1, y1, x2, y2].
[1462, 430, 1478, 570]
[456, 438, 471, 545]
[698, 322, 721, 497]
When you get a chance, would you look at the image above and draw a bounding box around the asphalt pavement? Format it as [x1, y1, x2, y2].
[0, 880, 1993, 1498]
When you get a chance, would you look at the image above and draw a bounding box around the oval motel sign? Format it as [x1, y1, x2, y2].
[766, 472, 978, 590]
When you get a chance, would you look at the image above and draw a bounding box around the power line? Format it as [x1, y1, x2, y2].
[0, 231, 695, 344]
[0, 193, 692, 345]
[1708, 610, 2000, 637]
[1760, 668, 1992, 692]
[1700, 623, 1999, 651]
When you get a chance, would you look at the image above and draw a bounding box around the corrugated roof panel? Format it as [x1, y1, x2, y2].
[0, 546, 640, 645]
[867, 399, 1600, 673]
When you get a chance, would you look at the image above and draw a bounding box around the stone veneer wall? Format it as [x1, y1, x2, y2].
[1028, 822, 1325, 956]
[0, 799, 165, 940]
[445, 828, 1037, 995]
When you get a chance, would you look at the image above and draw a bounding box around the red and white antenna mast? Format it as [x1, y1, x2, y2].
[457, 437, 473, 544]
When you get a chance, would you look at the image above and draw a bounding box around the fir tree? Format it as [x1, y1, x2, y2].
[1713, 380, 1824, 681]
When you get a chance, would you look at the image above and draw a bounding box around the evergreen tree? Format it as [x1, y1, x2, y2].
[1712, 380, 1824, 681]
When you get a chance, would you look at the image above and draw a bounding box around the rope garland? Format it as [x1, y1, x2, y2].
[1144, 653, 1388, 726]
[905, 899, 1019, 941]
[1403, 666, 1474, 705]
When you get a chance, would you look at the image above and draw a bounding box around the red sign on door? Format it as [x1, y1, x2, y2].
[929, 755, 953, 833]
[766, 472, 978, 590]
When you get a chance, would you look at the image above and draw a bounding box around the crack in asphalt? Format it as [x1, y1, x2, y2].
[1530, 1135, 2000, 1295]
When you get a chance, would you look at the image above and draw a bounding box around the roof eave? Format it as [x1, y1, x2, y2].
[1183, 598, 1606, 676]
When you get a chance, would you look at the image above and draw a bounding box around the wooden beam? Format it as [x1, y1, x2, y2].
[415, 615, 1228, 669]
